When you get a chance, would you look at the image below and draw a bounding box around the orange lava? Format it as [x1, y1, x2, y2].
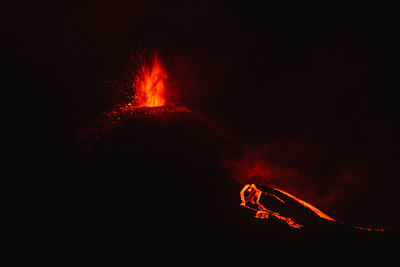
[134, 54, 167, 107]
[272, 187, 335, 221]
[240, 184, 303, 229]
[240, 184, 385, 231]
[240, 183, 334, 229]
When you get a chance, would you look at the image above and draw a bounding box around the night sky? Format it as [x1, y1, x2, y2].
[6, 1, 399, 264]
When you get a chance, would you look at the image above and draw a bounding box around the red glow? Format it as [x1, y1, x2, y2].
[134, 54, 167, 107]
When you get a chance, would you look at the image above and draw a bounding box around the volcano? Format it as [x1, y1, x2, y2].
[11, 2, 399, 264]
[64, 53, 395, 264]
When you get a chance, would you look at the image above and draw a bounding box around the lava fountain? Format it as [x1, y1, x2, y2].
[134, 54, 167, 107]
[78, 52, 239, 148]
[77, 53, 189, 148]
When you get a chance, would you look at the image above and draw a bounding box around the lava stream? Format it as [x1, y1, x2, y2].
[240, 184, 303, 229]
[272, 187, 335, 221]
[240, 184, 384, 231]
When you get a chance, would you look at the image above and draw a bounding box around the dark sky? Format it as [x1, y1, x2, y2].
[5, 0, 399, 262]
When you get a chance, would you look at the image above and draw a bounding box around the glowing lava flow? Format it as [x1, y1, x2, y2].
[240, 184, 385, 231]
[272, 187, 335, 221]
[134, 54, 166, 107]
[240, 184, 303, 229]
[271, 187, 383, 231]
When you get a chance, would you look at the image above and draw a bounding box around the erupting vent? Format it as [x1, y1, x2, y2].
[134, 54, 167, 107]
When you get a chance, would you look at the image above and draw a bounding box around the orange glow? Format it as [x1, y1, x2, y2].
[272, 187, 335, 221]
[134, 54, 167, 107]
[240, 184, 303, 229]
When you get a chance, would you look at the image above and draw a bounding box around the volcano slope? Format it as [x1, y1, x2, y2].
[37, 106, 396, 264]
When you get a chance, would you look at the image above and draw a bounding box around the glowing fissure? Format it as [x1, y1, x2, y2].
[240, 184, 303, 229]
[134, 54, 167, 107]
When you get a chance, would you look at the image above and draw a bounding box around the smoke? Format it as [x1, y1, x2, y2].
[223, 147, 300, 188]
